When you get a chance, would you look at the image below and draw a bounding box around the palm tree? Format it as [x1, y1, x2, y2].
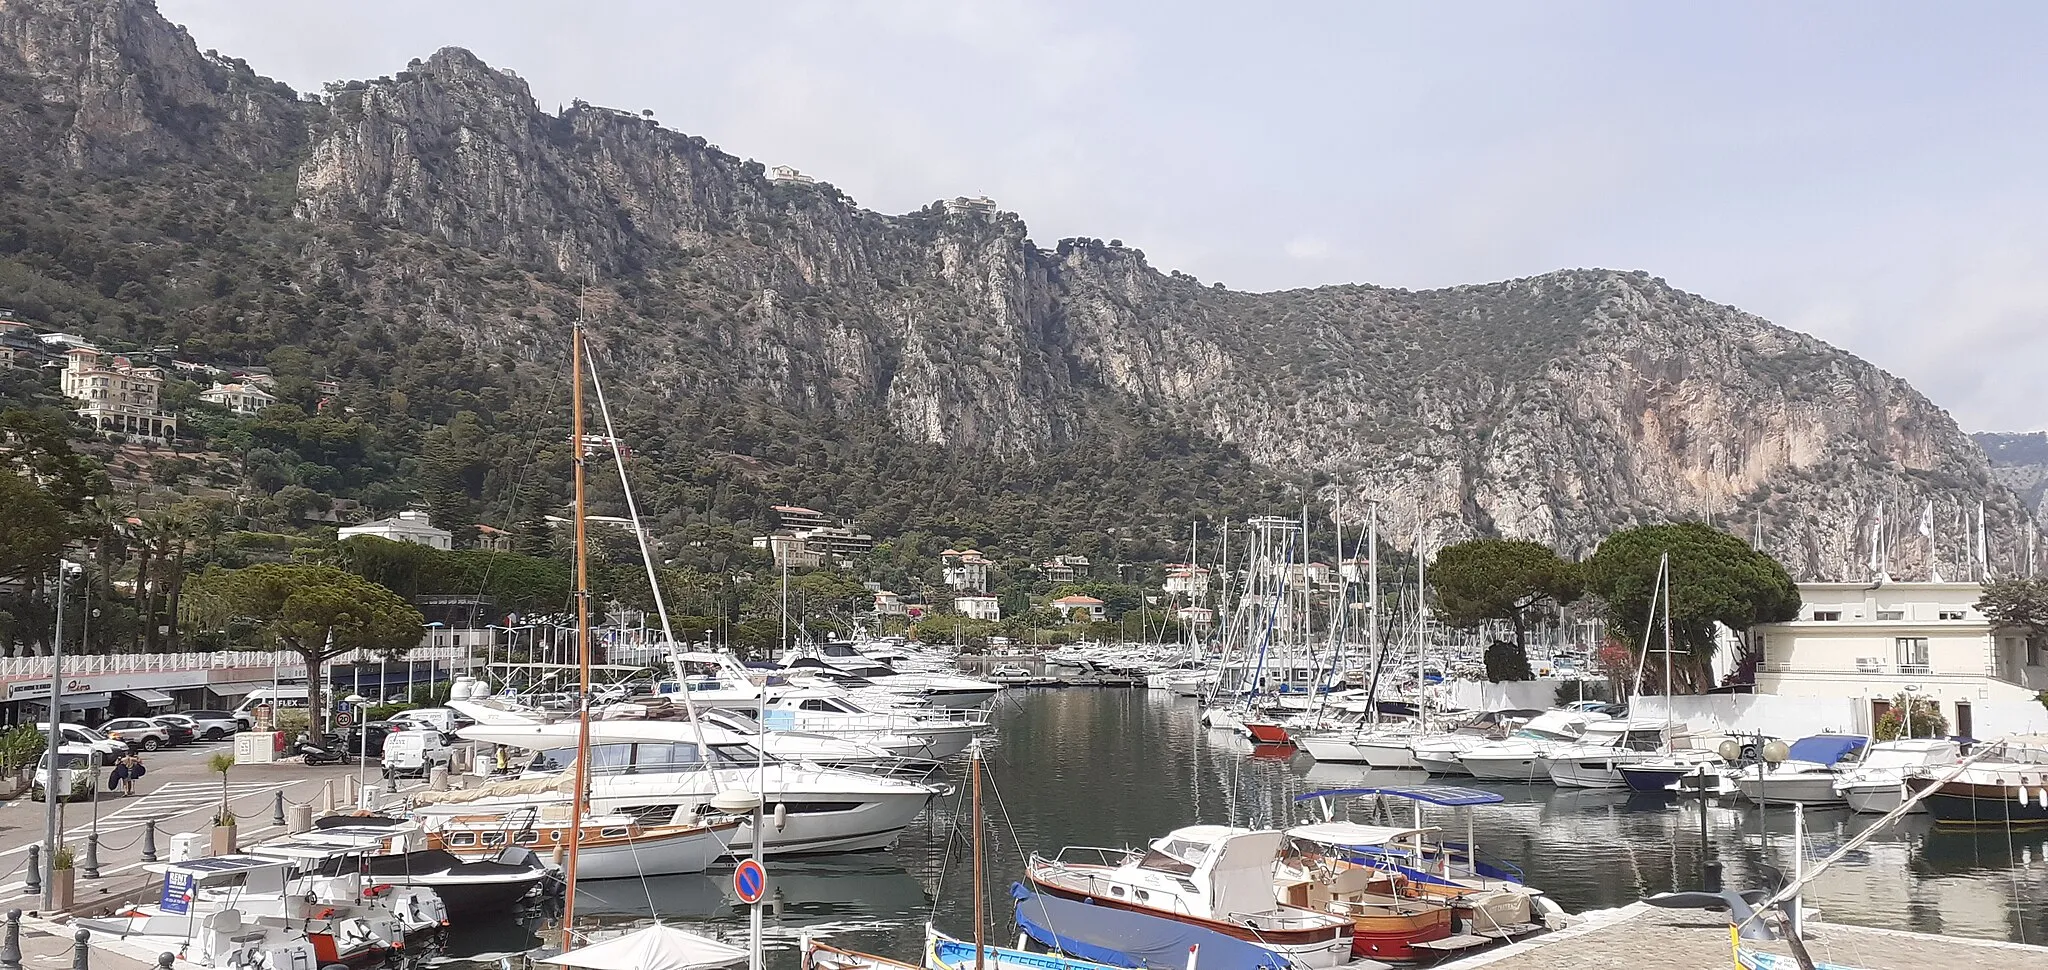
[81, 495, 131, 654]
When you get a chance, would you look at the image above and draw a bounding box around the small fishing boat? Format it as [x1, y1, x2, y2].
[75, 857, 398, 968]
[542, 922, 747, 970]
[1026, 826, 1355, 968]
[422, 807, 741, 879]
[1009, 882, 1290, 970]
[1273, 826, 1453, 960]
[1905, 735, 2048, 826]
[261, 820, 553, 916]
[1731, 734, 1868, 806]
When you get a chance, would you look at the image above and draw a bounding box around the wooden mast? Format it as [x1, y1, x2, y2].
[971, 741, 985, 970]
[560, 318, 593, 950]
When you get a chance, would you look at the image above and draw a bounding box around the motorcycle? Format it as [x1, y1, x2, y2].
[293, 733, 346, 765]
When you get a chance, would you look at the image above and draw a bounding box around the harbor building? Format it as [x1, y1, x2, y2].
[1750, 581, 2044, 737]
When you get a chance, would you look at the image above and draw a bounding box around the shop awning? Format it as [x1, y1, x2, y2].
[207, 684, 261, 698]
[120, 688, 175, 708]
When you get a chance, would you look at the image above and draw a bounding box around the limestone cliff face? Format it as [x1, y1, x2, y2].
[1, 0, 2031, 578]
[1976, 433, 2048, 522]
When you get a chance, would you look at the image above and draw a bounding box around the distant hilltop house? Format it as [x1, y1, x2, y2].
[1050, 595, 1106, 622]
[200, 381, 277, 416]
[59, 347, 178, 441]
[1177, 606, 1215, 628]
[1163, 563, 1212, 599]
[943, 196, 997, 216]
[955, 594, 1001, 622]
[338, 510, 452, 550]
[1037, 554, 1091, 584]
[873, 590, 907, 617]
[767, 165, 817, 185]
[0, 321, 47, 369]
[941, 549, 994, 593]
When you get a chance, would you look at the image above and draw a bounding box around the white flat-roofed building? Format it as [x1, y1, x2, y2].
[955, 595, 1001, 622]
[338, 510, 453, 550]
[1752, 581, 2044, 737]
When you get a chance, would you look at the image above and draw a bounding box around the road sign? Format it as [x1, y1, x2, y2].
[733, 858, 767, 904]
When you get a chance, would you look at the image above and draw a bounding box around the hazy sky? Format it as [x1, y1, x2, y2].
[157, 1, 2048, 432]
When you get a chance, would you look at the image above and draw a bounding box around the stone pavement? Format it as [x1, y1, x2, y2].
[1436, 903, 2048, 970]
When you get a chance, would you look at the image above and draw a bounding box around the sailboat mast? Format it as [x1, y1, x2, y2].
[561, 320, 593, 949]
[972, 742, 986, 970]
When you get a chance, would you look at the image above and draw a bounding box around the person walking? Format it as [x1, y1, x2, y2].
[119, 752, 145, 796]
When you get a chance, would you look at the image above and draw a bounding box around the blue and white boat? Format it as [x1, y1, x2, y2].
[1732, 734, 1869, 806]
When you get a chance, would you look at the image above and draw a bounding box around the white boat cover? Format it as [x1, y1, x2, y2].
[1284, 822, 1432, 847]
[544, 924, 747, 970]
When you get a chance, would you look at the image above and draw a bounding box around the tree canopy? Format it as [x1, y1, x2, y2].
[185, 563, 425, 736]
[1429, 538, 1583, 647]
[1583, 522, 1800, 693]
[1976, 578, 2048, 646]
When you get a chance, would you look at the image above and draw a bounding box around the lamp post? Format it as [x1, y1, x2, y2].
[343, 694, 369, 791]
[1903, 684, 1920, 738]
[42, 559, 80, 913]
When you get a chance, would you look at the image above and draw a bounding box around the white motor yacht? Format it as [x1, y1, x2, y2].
[1458, 711, 1600, 782]
[454, 719, 941, 855]
[1544, 720, 1691, 789]
[761, 686, 990, 759]
[1834, 737, 1960, 814]
[1731, 734, 1870, 806]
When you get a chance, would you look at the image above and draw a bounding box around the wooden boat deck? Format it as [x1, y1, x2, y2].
[1431, 903, 2048, 969]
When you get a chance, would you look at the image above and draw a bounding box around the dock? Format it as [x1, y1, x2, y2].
[1434, 903, 2048, 969]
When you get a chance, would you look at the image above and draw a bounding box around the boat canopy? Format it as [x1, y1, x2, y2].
[1785, 734, 1868, 766]
[541, 923, 747, 970]
[1010, 883, 1288, 970]
[1284, 822, 1433, 847]
[1293, 786, 1506, 807]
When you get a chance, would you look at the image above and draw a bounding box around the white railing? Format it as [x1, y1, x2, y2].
[0, 645, 482, 680]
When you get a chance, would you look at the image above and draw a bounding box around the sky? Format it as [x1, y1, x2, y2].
[156, 1, 2048, 432]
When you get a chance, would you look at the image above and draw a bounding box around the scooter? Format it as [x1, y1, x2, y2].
[294, 734, 346, 765]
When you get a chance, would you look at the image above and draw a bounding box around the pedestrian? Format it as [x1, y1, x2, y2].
[107, 758, 128, 796]
[120, 752, 145, 796]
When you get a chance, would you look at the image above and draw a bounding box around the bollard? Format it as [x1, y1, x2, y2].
[286, 802, 312, 835]
[346, 775, 359, 808]
[154, 955, 172, 970]
[139, 820, 158, 863]
[273, 791, 286, 827]
[70, 928, 87, 970]
[320, 779, 335, 815]
[1703, 860, 1723, 893]
[82, 834, 100, 880]
[428, 765, 449, 792]
[21, 847, 38, 897]
[2, 909, 22, 970]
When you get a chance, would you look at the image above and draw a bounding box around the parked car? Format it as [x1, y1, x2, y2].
[179, 710, 243, 740]
[344, 720, 409, 758]
[31, 745, 108, 802]
[99, 717, 173, 752]
[34, 723, 127, 765]
[149, 714, 198, 746]
[380, 727, 453, 778]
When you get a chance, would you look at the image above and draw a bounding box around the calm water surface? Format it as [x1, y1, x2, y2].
[462, 689, 2048, 964]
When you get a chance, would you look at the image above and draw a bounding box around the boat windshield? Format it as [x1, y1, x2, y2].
[1138, 836, 1212, 876]
[1515, 728, 1577, 742]
[531, 741, 772, 774]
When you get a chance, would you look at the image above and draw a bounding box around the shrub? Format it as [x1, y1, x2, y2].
[1873, 694, 1947, 741]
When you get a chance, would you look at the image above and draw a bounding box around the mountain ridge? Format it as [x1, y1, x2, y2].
[0, 0, 2034, 580]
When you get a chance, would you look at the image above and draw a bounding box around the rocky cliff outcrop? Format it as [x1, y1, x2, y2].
[0, 0, 2033, 579]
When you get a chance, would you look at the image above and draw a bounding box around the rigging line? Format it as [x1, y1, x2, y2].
[924, 763, 974, 926]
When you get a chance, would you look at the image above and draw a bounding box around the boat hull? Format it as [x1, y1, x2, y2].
[1546, 756, 1640, 789]
[1840, 781, 1922, 815]
[1460, 752, 1553, 782]
[1908, 778, 2048, 826]
[1412, 749, 1471, 776]
[1244, 722, 1293, 746]
[1734, 774, 1846, 806]
[1345, 905, 1455, 961]
[1298, 734, 1369, 763]
[1353, 738, 1422, 770]
[1027, 877, 1354, 968]
[1618, 765, 1690, 793]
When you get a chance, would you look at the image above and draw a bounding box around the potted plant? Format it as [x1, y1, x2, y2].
[50, 843, 75, 910]
[207, 753, 237, 855]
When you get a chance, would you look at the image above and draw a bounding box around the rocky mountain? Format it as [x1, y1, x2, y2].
[1975, 432, 2048, 522]
[0, 0, 2034, 580]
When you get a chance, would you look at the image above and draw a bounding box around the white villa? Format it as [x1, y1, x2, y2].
[955, 595, 1001, 622]
[1752, 581, 2045, 738]
[200, 381, 277, 415]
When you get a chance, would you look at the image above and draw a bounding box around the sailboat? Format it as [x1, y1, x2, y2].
[801, 742, 1122, 970]
[550, 317, 745, 968]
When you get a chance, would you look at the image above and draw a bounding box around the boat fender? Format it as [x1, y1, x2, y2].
[774, 802, 789, 830]
[363, 884, 391, 898]
[313, 908, 336, 920]
[2021, 786, 2031, 805]
[2039, 789, 2047, 810]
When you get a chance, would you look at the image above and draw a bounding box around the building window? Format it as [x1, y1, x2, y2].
[1895, 637, 1930, 675]
[2030, 639, 2043, 668]
[1812, 611, 1842, 621]
[1877, 610, 1904, 621]
[1939, 610, 1965, 621]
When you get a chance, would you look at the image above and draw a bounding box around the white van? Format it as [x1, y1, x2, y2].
[231, 686, 311, 723]
[34, 745, 109, 801]
[388, 707, 466, 739]
[380, 729, 452, 778]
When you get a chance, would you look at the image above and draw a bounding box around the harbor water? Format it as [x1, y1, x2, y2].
[474, 688, 2048, 964]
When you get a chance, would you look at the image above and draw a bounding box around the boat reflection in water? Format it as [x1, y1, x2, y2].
[571, 862, 934, 941]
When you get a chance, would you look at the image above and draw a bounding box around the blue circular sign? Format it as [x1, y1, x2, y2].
[733, 858, 767, 904]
